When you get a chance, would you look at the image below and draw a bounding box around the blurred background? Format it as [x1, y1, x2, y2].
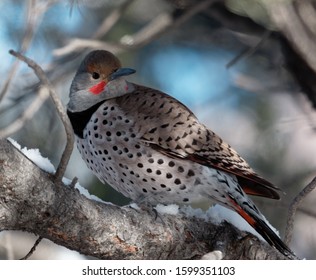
[0, 0, 316, 259]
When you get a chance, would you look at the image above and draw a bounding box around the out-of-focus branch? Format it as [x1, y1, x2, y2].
[53, 39, 124, 57]
[8, 50, 74, 183]
[285, 176, 316, 245]
[0, 87, 50, 138]
[0, 0, 55, 103]
[54, 0, 218, 57]
[120, 12, 173, 47]
[226, 30, 271, 68]
[296, 0, 316, 37]
[92, 0, 136, 39]
[124, 0, 218, 47]
[267, 1, 316, 75]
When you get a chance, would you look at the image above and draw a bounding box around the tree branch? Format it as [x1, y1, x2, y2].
[267, 1, 316, 82]
[8, 50, 74, 183]
[54, 0, 218, 57]
[285, 176, 316, 245]
[92, 0, 136, 40]
[0, 87, 50, 138]
[0, 0, 55, 102]
[0, 139, 291, 260]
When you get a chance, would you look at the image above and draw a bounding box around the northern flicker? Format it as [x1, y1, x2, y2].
[67, 50, 295, 259]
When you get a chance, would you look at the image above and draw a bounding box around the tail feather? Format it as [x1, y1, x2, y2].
[228, 196, 296, 259]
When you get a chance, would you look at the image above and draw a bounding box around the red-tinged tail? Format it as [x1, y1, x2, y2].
[228, 196, 297, 259]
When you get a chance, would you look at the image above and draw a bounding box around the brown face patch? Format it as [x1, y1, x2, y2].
[84, 50, 122, 78]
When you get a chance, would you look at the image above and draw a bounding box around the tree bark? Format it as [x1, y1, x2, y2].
[0, 139, 288, 259]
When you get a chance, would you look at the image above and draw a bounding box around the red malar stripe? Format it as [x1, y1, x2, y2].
[89, 81, 106, 94]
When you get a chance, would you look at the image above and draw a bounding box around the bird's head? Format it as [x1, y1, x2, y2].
[67, 50, 135, 112]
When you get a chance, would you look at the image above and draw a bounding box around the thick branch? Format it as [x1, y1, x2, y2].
[0, 139, 288, 260]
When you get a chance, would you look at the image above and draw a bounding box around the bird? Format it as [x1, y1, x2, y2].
[67, 50, 295, 259]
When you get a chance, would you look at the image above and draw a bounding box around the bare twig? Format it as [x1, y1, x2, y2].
[70, 176, 78, 188]
[226, 30, 271, 68]
[8, 50, 74, 182]
[20, 236, 43, 260]
[285, 176, 316, 245]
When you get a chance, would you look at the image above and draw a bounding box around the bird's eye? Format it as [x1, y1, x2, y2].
[92, 72, 100, 79]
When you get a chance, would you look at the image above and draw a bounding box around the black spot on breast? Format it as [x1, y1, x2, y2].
[161, 123, 169, 128]
[178, 166, 184, 173]
[148, 127, 157, 134]
[166, 136, 172, 142]
[166, 173, 173, 179]
[174, 178, 181, 185]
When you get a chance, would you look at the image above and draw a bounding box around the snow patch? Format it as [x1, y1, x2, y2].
[8, 137, 55, 173]
[155, 204, 179, 215]
[201, 250, 223, 260]
[62, 177, 110, 204]
[128, 203, 141, 211]
[180, 205, 207, 220]
[7, 137, 21, 150]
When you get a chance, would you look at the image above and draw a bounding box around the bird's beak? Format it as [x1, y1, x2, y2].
[109, 68, 136, 80]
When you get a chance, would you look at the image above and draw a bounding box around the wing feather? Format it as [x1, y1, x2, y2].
[116, 85, 281, 199]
